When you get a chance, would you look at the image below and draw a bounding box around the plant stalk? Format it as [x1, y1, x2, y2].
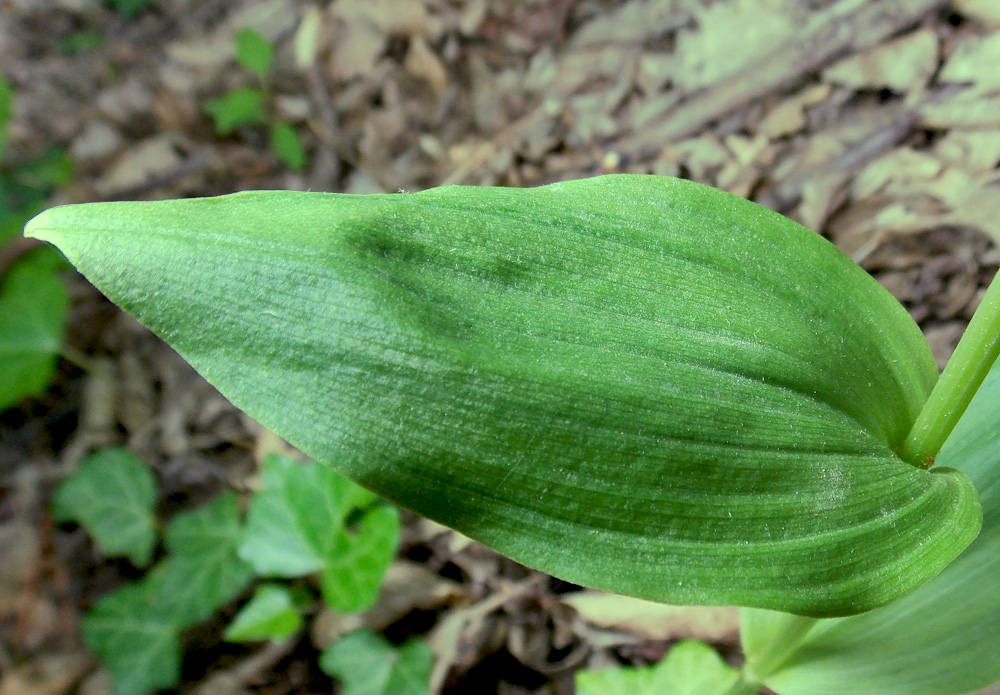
[725, 671, 765, 695]
[901, 269, 1000, 466]
[746, 614, 818, 682]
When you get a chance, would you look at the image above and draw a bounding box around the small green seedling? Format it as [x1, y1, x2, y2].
[53, 450, 405, 695]
[203, 28, 307, 171]
[27, 175, 1000, 694]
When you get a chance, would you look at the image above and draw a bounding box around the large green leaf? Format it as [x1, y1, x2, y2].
[745, 356, 1000, 695]
[24, 175, 981, 616]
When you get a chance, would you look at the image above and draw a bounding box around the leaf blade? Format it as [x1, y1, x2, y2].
[746, 356, 1000, 695]
[25, 175, 981, 616]
[235, 28, 274, 80]
[160, 492, 255, 626]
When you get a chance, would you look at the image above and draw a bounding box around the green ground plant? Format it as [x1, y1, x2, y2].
[204, 28, 308, 171]
[0, 74, 72, 411]
[52, 449, 419, 695]
[26, 175, 1000, 694]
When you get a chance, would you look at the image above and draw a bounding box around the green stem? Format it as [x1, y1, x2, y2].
[901, 269, 1000, 467]
[725, 671, 764, 695]
[746, 614, 818, 681]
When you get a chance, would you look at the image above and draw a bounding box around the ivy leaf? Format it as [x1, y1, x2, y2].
[239, 455, 399, 612]
[576, 640, 739, 695]
[159, 491, 255, 626]
[52, 448, 158, 567]
[23, 176, 982, 616]
[319, 629, 433, 695]
[82, 575, 181, 695]
[0, 248, 68, 410]
[224, 583, 304, 643]
[82, 493, 253, 695]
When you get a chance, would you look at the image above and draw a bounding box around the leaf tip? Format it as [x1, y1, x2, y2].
[23, 206, 65, 246]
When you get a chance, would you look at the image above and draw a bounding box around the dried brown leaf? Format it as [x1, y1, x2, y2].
[404, 37, 449, 94]
[940, 30, 1000, 93]
[934, 130, 1000, 173]
[956, 0, 1000, 26]
[94, 136, 183, 197]
[0, 653, 93, 695]
[673, 0, 803, 91]
[823, 28, 938, 92]
[562, 591, 740, 644]
[920, 92, 1000, 128]
[428, 578, 543, 692]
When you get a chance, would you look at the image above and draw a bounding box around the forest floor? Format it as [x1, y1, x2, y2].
[2, 1, 999, 694]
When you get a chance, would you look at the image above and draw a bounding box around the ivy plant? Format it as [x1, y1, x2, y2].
[27, 174, 1000, 694]
[53, 450, 407, 695]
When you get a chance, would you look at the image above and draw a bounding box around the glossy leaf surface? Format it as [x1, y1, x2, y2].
[747, 356, 1000, 694]
[25, 175, 981, 616]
